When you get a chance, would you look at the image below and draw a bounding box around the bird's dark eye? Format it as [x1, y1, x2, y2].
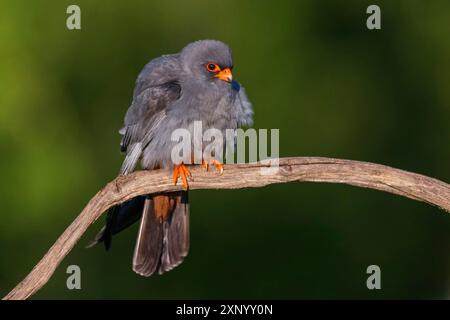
[206, 63, 220, 73]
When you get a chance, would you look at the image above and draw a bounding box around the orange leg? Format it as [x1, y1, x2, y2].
[173, 163, 191, 190]
[201, 159, 223, 174]
[201, 159, 208, 170]
[212, 160, 224, 175]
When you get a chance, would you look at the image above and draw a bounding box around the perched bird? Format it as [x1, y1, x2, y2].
[88, 40, 253, 277]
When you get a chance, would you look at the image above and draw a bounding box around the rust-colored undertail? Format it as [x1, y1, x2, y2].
[132, 192, 190, 276]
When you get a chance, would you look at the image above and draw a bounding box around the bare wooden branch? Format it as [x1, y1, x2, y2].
[3, 157, 449, 300]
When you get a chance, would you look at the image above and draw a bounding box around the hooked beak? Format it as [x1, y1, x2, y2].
[215, 68, 233, 83]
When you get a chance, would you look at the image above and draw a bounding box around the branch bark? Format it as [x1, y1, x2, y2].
[3, 157, 450, 300]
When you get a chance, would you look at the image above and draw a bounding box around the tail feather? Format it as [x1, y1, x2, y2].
[132, 192, 190, 277]
[132, 197, 164, 276]
[88, 192, 190, 277]
[159, 192, 190, 273]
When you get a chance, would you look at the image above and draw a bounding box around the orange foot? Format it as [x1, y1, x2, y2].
[201, 159, 209, 170]
[212, 160, 224, 175]
[201, 160, 224, 175]
[173, 163, 192, 190]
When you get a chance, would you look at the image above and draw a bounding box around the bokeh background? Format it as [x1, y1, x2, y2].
[0, 0, 449, 299]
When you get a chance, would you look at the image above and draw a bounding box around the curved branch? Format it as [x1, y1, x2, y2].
[3, 157, 450, 300]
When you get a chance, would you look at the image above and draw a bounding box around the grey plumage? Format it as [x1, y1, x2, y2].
[90, 40, 253, 276]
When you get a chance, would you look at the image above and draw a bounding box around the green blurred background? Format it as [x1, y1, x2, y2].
[0, 0, 449, 299]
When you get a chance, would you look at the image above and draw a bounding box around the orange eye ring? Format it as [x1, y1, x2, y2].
[206, 63, 221, 73]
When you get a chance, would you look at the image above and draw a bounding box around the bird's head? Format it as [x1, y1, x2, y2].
[180, 40, 234, 86]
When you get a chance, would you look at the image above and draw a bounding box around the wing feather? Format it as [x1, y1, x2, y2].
[118, 55, 181, 174]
